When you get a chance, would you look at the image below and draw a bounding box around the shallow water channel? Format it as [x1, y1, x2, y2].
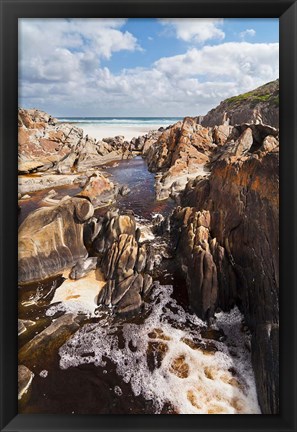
[18, 157, 260, 414]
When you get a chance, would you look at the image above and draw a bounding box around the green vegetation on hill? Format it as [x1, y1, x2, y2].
[225, 80, 279, 108]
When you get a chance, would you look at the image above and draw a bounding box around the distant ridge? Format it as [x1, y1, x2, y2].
[201, 79, 279, 128]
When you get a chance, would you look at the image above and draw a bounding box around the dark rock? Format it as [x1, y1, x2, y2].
[170, 207, 232, 320]
[94, 213, 154, 316]
[119, 185, 131, 196]
[18, 314, 82, 370]
[84, 217, 103, 250]
[18, 365, 34, 400]
[177, 139, 279, 414]
[69, 257, 98, 280]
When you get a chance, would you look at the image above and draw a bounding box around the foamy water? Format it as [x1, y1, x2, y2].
[59, 283, 260, 414]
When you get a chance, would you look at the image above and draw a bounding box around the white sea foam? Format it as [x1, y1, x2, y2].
[45, 270, 105, 318]
[59, 284, 261, 414]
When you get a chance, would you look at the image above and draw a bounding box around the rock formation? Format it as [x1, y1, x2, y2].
[18, 197, 94, 284]
[170, 124, 279, 414]
[201, 79, 279, 128]
[92, 211, 153, 315]
[145, 117, 215, 199]
[18, 108, 133, 175]
[171, 207, 235, 321]
[76, 171, 118, 207]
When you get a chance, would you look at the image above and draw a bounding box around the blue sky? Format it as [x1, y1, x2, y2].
[19, 18, 279, 116]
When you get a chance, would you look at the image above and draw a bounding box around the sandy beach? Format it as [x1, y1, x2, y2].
[63, 122, 177, 142]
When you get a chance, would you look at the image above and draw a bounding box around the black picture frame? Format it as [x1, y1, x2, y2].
[0, 0, 296, 431]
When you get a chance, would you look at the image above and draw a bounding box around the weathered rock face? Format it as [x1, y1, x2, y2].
[18, 110, 84, 169]
[18, 108, 58, 128]
[173, 125, 279, 414]
[76, 171, 118, 207]
[145, 117, 215, 199]
[18, 197, 94, 284]
[201, 79, 279, 128]
[18, 173, 85, 195]
[92, 212, 153, 315]
[18, 108, 133, 175]
[171, 208, 236, 321]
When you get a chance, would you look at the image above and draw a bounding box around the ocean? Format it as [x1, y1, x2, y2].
[57, 117, 183, 141]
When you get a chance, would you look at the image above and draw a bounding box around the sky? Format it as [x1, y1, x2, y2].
[18, 18, 279, 117]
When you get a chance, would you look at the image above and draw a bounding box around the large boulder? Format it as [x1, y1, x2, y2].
[76, 171, 118, 207]
[18, 197, 94, 284]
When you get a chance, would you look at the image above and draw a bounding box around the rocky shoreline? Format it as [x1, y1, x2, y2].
[18, 81, 279, 414]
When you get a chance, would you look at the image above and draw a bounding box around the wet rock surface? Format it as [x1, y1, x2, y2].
[18, 197, 94, 284]
[19, 314, 83, 370]
[18, 365, 34, 400]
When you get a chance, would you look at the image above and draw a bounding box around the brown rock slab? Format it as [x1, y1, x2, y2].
[18, 197, 93, 284]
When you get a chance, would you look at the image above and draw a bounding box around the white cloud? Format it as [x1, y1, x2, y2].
[155, 42, 278, 82]
[160, 18, 225, 43]
[19, 19, 140, 85]
[239, 29, 256, 40]
[19, 19, 279, 117]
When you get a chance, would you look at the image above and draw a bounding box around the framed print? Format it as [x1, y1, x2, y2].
[0, 0, 296, 431]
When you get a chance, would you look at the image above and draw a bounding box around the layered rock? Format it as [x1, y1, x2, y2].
[92, 211, 153, 315]
[145, 117, 215, 199]
[171, 124, 279, 413]
[201, 79, 279, 128]
[18, 197, 94, 284]
[18, 108, 132, 175]
[18, 109, 84, 169]
[18, 173, 86, 195]
[171, 208, 236, 321]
